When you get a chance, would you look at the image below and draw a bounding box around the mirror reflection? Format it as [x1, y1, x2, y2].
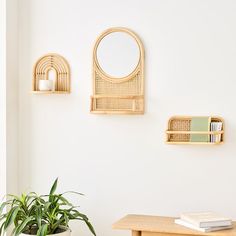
[96, 32, 140, 78]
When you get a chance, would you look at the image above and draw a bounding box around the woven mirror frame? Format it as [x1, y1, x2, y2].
[90, 27, 145, 114]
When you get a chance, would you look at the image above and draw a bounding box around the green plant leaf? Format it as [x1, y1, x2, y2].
[37, 224, 48, 236]
[51, 218, 65, 232]
[4, 206, 20, 230]
[15, 216, 34, 236]
[49, 179, 58, 196]
[0, 179, 96, 236]
[35, 205, 42, 228]
[56, 195, 71, 206]
[84, 220, 96, 236]
[62, 191, 84, 196]
[43, 202, 51, 213]
[0, 222, 5, 236]
[49, 178, 58, 203]
[21, 193, 26, 204]
[72, 211, 88, 221]
[0, 202, 10, 215]
[50, 204, 59, 220]
[7, 194, 20, 201]
[0, 213, 7, 222]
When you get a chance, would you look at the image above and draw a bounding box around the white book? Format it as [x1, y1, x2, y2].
[210, 122, 216, 143]
[180, 212, 232, 228]
[210, 123, 216, 143]
[213, 123, 217, 143]
[175, 219, 233, 232]
[210, 122, 223, 143]
[216, 122, 223, 143]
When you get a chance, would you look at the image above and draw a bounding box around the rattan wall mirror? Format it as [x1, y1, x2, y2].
[90, 27, 144, 114]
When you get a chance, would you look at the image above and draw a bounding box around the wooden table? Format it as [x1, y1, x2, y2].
[113, 215, 236, 236]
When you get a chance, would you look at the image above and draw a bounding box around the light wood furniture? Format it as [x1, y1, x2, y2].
[90, 27, 145, 114]
[113, 215, 236, 236]
[166, 116, 224, 145]
[32, 53, 70, 94]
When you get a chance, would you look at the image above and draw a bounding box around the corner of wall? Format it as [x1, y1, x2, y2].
[6, 0, 19, 195]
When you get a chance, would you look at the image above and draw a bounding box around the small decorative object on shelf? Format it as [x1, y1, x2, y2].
[166, 116, 224, 144]
[32, 53, 70, 94]
[90, 27, 144, 114]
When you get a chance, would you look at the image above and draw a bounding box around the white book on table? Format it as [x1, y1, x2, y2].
[180, 212, 232, 228]
[175, 219, 233, 232]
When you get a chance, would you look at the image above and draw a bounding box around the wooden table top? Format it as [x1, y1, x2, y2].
[113, 215, 236, 236]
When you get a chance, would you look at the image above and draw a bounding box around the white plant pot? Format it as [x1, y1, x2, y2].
[20, 228, 71, 236]
[38, 79, 54, 91]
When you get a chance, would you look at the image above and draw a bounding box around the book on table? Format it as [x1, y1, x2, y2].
[174, 212, 233, 232]
[175, 219, 233, 232]
[180, 212, 232, 228]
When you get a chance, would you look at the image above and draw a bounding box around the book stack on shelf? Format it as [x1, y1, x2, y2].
[175, 212, 233, 232]
[210, 122, 223, 143]
[190, 117, 223, 143]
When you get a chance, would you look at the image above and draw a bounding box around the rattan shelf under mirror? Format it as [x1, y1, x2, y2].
[32, 53, 70, 94]
[166, 116, 224, 145]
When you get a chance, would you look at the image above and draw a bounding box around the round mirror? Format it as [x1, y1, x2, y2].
[96, 31, 140, 78]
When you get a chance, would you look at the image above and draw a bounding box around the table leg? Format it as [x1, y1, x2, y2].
[132, 230, 141, 236]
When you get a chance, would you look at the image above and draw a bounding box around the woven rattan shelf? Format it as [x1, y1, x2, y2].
[90, 27, 144, 114]
[166, 116, 224, 145]
[31, 91, 69, 95]
[32, 53, 70, 94]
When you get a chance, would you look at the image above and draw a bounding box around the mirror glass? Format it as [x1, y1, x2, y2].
[96, 32, 140, 78]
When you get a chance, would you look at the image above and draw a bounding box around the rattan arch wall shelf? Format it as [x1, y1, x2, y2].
[90, 27, 145, 114]
[166, 116, 224, 145]
[32, 53, 70, 94]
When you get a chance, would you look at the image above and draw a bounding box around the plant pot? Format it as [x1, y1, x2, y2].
[20, 227, 71, 236]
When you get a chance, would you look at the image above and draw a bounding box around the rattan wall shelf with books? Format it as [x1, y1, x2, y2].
[166, 116, 224, 145]
[32, 53, 70, 94]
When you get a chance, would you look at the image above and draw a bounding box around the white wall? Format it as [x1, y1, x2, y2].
[0, 0, 18, 198]
[6, 0, 19, 195]
[18, 1, 236, 236]
[0, 0, 7, 197]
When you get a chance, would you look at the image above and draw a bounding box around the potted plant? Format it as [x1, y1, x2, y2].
[0, 178, 96, 236]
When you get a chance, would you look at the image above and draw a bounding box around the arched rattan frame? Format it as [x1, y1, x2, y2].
[32, 53, 70, 94]
[91, 27, 145, 114]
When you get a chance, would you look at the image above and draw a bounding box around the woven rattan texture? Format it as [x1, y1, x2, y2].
[91, 28, 144, 113]
[169, 119, 191, 142]
[95, 97, 142, 111]
[95, 72, 141, 95]
[93, 70, 143, 112]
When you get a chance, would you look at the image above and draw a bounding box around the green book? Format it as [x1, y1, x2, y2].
[190, 117, 211, 142]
